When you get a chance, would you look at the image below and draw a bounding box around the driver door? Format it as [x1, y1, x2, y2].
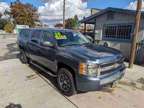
[39, 30, 57, 72]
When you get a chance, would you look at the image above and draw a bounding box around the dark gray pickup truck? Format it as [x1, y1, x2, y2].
[17, 28, 125, 96]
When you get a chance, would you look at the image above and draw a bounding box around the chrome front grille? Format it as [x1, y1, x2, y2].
[101, 63, 121, 72]
[100, 59, 123, 75]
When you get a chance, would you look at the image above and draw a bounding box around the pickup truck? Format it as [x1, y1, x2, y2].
[17, 28, 126, 96]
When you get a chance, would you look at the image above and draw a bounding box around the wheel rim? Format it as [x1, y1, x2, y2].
[58, 72, 71, 92]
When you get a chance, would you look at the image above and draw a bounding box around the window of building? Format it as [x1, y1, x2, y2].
[103, 24, 133, 41]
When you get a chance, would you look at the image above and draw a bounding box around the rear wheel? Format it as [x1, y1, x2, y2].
[19, 50, 29, 64]
[57, 68, 76, 96]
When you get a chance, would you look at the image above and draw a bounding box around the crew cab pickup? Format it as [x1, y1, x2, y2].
[17, 28, 126, 96]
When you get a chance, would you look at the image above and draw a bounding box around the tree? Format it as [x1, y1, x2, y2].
[55, 23, 63, 28]
[10, 0, 39, 27]
[65, 15, 79, 29]
[0, 19, 8, 30]
[4, 22, 14, 33]
[65, 18, 74, 29]
[74, 15, 79, 28]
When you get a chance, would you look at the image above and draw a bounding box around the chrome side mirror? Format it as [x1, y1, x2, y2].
[42, 41, 55, 47]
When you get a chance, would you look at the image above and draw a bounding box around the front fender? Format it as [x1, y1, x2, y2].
[56, 53, 79, 74]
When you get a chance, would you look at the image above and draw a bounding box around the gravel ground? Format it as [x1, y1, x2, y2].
[68, 64, 144, 108]
[0, 59, 76, 108]
[0, 37, 19, 61]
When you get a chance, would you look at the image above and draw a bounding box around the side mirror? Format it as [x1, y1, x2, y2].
[42, 41, 55, 47]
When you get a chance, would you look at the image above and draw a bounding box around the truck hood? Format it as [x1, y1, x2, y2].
[64, 43, 123, 64]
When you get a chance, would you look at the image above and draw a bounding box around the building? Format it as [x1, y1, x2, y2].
[90, 8, 101, 15]
[81, 7, 144, 61]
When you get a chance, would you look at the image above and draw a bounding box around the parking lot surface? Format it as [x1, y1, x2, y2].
[0, 36, 144, 108]
[0, 59, 77, 108]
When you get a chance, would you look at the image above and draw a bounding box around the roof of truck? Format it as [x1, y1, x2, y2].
[20, 28, 76, 32]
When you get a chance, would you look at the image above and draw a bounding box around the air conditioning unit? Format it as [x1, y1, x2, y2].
[94, 29, 102, 40]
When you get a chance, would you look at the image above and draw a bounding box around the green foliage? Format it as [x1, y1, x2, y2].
[73, 15, 79, 28]
[65, 15, 79, 29]
[4, 22, 14, 33]
[0, 19, 8, 30]
[65, 18, 73, 29]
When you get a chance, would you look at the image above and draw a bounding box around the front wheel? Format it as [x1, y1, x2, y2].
[57, 68, 76, 96]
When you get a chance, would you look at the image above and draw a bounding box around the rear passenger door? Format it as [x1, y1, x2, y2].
[28, 30, 42, 62]
[18, 29, 29, 48]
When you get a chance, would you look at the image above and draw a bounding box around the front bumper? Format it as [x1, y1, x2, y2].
[76, 64, 126, 91]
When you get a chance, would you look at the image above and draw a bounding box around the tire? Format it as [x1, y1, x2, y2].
[19, 50, 29, 64]
[57, 68, 76, 96]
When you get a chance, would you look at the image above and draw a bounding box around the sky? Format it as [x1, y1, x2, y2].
[3, 0, 43, 7]
[0, 0, 143, 26]
[2, 0, 135, 8]
[87, 0, 135, 9]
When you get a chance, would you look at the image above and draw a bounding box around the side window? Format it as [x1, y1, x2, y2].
[41, 31, 55, 43]
[31, 30, 41, 44]
[23, 30, 29, 38]
[20, 30, 29, 40]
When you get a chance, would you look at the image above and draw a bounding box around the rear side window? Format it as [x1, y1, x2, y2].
[31, 30, 41, 44]
[19, 29, 30, 40]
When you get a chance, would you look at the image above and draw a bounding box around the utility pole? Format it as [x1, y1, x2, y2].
[129, 0, 142, 68]
[63, 0, 66, 29]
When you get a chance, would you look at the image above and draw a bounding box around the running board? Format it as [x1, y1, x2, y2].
[30, 61, 57, 77]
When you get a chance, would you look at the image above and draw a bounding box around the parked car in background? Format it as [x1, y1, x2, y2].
[17, 28, 126, 96]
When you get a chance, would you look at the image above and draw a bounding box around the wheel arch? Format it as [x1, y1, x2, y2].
[57, 62, 77, 88]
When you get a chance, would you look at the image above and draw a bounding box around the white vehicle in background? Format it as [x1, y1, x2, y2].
[14, 25, 29, 34]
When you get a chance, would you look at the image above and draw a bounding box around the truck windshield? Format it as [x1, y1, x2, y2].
[54, 31, 90, 47]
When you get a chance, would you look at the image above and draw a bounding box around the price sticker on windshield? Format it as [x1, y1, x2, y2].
[54, 32, 67, 40]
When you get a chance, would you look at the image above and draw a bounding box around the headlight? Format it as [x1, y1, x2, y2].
[87, 63, 99, 76]
[79, 61, 100, 76]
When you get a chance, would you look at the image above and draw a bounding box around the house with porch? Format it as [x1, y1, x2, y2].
[81, 7, 144, 62]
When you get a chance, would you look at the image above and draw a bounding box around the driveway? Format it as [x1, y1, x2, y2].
[0, 36, 144, 108]
[0, 59, 77, 108]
